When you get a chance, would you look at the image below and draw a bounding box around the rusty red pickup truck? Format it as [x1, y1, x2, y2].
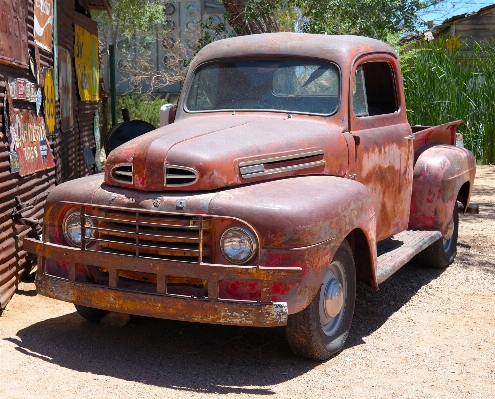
[25, 33, 476, 361]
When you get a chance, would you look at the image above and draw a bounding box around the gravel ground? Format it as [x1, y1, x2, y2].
[0, 166, 494, 399]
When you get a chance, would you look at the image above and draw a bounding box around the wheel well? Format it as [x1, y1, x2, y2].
[457, 181, 471, 209]
[345, 229, 374, 288]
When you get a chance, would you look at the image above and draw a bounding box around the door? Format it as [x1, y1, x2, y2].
[347, 54, 413, 242]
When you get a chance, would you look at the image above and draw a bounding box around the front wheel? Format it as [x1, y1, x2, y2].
[286, 240, 356, 361]
[74, 304, 109, 322]
[417, 203, 459, 269]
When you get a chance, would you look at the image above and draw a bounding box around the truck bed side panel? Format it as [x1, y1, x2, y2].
[411, 121, 461, 154]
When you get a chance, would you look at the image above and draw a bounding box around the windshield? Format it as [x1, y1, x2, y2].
[185, 60, 340, 115]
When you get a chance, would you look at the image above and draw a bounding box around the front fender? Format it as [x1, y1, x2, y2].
[408, 145, 476, 235]
[209, 175, 377, 313]
[209, 175, 376, 248]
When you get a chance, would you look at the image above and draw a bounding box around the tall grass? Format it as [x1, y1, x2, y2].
[401, 39, 495, 164]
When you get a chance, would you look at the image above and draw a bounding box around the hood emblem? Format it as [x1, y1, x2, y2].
[239, 150, 326, 179]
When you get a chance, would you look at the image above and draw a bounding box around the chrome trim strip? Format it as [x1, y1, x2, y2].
[115, 171, 133, 177]
[238, 150, 324, 168]
[242, 160, 326, 179]
[111, 163, 133, 184]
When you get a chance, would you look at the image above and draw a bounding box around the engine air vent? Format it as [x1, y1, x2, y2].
[111, 163, 133, 184]
[165, 165, 199, 187]
[239, 150, 325, 179]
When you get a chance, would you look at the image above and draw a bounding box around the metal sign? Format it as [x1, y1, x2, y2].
[59, 47, 73, 131]
[0, 0, 29, 68]
[94, 111, 102, 172]
[34, 0, 53, 52]
[74, 25, 99, 101]
[8, 77, 38, 102]
[8, 109, 55, 176]
[43, 69, 56, 135]
[90, 34, 100, 101]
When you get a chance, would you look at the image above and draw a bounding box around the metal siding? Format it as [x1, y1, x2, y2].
[0, 0, 101, 309]
[0, 77, 55, 309]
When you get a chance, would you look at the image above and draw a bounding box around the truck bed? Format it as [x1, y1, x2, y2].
[411, 120, 462, 154]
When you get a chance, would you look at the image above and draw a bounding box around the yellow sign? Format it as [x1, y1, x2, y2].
[90, 35, 100, 101]
[446, 37, 461, 51]
[44, 69, 56, 134]
[74, 25, 100, 101]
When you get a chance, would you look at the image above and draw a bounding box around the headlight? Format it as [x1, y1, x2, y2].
[220, 227, 257, 264]
[63, 209, 96, 247]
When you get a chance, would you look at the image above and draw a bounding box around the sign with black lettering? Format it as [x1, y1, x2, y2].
[74, 25, 99, 101]
[44, 68, 56, 134]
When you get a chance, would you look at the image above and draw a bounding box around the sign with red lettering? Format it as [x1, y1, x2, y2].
[17, 79, 26, 99]
[8, 109, 55, 176]
[17, 141, 44, 176]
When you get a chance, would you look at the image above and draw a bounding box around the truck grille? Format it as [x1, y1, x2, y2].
[164, 165, 199, 187]
[87, 208, 212, 263]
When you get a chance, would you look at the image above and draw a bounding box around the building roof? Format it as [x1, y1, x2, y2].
[441, 4, 495, 25]
[402, 4, 495, 44]
[77, 0, 111, 17]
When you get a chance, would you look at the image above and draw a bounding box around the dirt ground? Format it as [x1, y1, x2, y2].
[0, 167, 494, 399]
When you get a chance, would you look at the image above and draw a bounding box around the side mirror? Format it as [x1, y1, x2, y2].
[159, 104, 178, 127]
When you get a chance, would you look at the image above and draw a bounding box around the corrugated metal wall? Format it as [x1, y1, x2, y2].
[0, 0, 100, 309]
[53, 1, 98, 184]
[0, 0, 56, 309]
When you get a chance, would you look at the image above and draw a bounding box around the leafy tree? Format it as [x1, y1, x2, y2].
[222, 0, 446, 40]
[222, 0, 280, 35]
[94, 0, 189, 92]
[296, 0, 445, 40]
[95, 0, 165, 45]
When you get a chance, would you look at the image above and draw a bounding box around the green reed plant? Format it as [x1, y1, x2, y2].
[400, 38, 495, 164]
[113, 93, 172, 128]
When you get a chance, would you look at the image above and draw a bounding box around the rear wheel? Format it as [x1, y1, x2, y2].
[417, 204, 459, 269]
[74, 304, 109, 322]
[286, 240, 356, 361]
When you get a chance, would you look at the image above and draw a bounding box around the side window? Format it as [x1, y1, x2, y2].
[353, 61, 398, 117]
[353, 66, 368, 116]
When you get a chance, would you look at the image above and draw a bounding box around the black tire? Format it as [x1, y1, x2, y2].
[286, 240, 356, 361]
[417, 203, 459, 269]
[74, 304, 109, 322]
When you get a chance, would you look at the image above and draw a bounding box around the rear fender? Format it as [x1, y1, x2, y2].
[408, 145, 476, 235]
[209, 175, 377, 313]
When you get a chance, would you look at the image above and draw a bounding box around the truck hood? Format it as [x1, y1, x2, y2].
[105, 114, 349, 191]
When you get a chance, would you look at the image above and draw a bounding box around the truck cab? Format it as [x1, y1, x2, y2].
[26, 33, 476, 361]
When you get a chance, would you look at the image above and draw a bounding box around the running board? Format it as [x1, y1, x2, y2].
[376, 230, 442, 284]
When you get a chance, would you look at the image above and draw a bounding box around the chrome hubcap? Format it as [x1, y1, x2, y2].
[444, 217, 454, 241]
[323, 278, 344, 318]
[319, 261, 347, 336]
